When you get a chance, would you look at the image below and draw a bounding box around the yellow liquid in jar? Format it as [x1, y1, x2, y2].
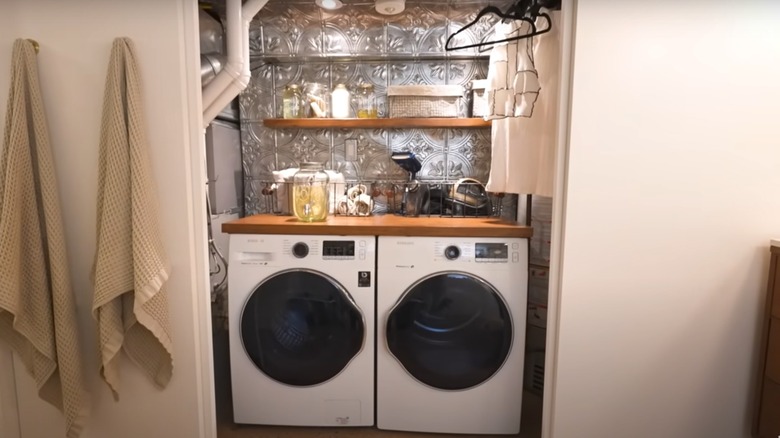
[293, 183, 329, 222]
[357, 108, 378, 119]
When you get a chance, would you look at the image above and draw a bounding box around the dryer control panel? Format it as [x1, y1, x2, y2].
[433, 241, 521, 264]
[475, 243, 509, 261]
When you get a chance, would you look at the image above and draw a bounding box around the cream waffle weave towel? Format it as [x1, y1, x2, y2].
[0, 39, 89, 438]
[92, 38, 173, 399]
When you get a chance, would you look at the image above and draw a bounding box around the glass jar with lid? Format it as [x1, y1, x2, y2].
[356, 83, 377, 119]
[303, 83, 329, 118]
[282, 84, 304, 119]
[292, 162, 330, 222]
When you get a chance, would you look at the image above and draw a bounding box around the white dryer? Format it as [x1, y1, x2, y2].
[376, 236, 528, 435]
[228, 234, 375, 426]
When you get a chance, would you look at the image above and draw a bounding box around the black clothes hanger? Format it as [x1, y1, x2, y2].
[445, 0, 557, 52]
[537, 0, 562, 11]
[510, 0, 535, 17]
[474, 13, 552, 53]
[445, 4, 533, 52]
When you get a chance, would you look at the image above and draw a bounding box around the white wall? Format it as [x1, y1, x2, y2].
[551, 1, 780, 437]
[0, 1, 214, 437]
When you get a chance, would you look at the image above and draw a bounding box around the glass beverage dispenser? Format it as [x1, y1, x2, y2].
[292, 162, 330, 222]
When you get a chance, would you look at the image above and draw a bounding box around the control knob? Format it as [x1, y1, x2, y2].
[444, 245, 460, 260]
[292, 242, 309, 259]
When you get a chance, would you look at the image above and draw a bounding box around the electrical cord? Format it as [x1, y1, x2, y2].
[205, 188, 228, 300]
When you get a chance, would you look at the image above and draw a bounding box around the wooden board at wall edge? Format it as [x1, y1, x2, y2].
[222, 214, 533, 238]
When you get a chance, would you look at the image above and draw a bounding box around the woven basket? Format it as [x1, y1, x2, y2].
[387, 85, 464, 118]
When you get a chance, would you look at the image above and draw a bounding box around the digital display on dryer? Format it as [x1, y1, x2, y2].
[475, 243, 508, 260]
[322, 241, 355, 257]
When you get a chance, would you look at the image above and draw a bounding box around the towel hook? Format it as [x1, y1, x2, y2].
[26, 39, 39, 54]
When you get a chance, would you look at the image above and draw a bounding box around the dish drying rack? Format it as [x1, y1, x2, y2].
[251, 179, 515, 219]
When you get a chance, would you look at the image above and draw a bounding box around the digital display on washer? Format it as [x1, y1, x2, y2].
[475, 243, 508, 259]
[322, 240, 355, 257]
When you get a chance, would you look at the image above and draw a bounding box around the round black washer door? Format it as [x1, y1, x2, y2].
[241, 269, 364, 386]
[386, 272, 512, 390]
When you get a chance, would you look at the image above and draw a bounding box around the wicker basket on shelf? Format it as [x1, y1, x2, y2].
[387, 85, 465, 118]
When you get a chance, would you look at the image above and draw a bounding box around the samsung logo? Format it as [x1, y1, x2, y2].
[396, 241, 415, 245]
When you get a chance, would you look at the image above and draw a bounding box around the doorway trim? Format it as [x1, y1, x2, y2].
[542, 1, 578, 437]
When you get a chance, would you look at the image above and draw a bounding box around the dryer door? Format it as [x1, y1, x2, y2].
[386, 271, 512, 390]
[240, 269, 365, 386]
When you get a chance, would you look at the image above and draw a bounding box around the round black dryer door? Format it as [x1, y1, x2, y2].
[240, 269, 364, 386]
[386, 271, 512, 391]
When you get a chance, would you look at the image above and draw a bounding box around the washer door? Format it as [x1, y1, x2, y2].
[241, 269, 364, 386]
[386, 271, 512, 390]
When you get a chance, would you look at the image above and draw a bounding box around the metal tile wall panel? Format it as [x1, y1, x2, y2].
[239, 0, 518, 217]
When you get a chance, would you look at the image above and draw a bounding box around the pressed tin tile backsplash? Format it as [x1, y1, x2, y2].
[239, 0, 517, 216]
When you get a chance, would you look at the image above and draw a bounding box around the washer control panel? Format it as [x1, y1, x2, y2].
[281, 239, 371, 261]
[322, 240, 355, 259]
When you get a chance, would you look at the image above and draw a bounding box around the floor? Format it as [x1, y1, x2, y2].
[213, 327, 543, 438]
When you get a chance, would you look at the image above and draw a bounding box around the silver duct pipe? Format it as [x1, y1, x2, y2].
[199, 9, 223, 54]
[202, 0, 269, 127]
[199, 9, 226, 87]
[201, 53, 226, 87]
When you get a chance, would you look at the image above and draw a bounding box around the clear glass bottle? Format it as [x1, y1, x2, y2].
[331, 84, 351, 118]
[303, 83, 329, 118]
[282, 84, 304, 119]
[292, 162, 330, 222]
[356, 83, 377, 119]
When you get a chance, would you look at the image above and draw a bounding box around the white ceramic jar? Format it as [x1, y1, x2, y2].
[331, 83, 351, 118]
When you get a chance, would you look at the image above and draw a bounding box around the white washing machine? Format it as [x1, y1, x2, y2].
[377, 236, 528, 435]
[228, 234, 375, 426]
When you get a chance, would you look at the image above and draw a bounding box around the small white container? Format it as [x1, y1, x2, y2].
[331, 84, 351, 118]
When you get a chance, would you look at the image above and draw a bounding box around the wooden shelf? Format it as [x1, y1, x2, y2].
[222, 214, 532, 238]
[263, 118, 491, 129]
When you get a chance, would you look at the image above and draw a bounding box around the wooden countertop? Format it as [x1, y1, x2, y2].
[222, 214, 533, 238]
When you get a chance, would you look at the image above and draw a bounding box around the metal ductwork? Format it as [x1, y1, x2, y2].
[201, 53, 226, 87]
[199, 9, 226, 87]
[201, 0, 270, 127]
